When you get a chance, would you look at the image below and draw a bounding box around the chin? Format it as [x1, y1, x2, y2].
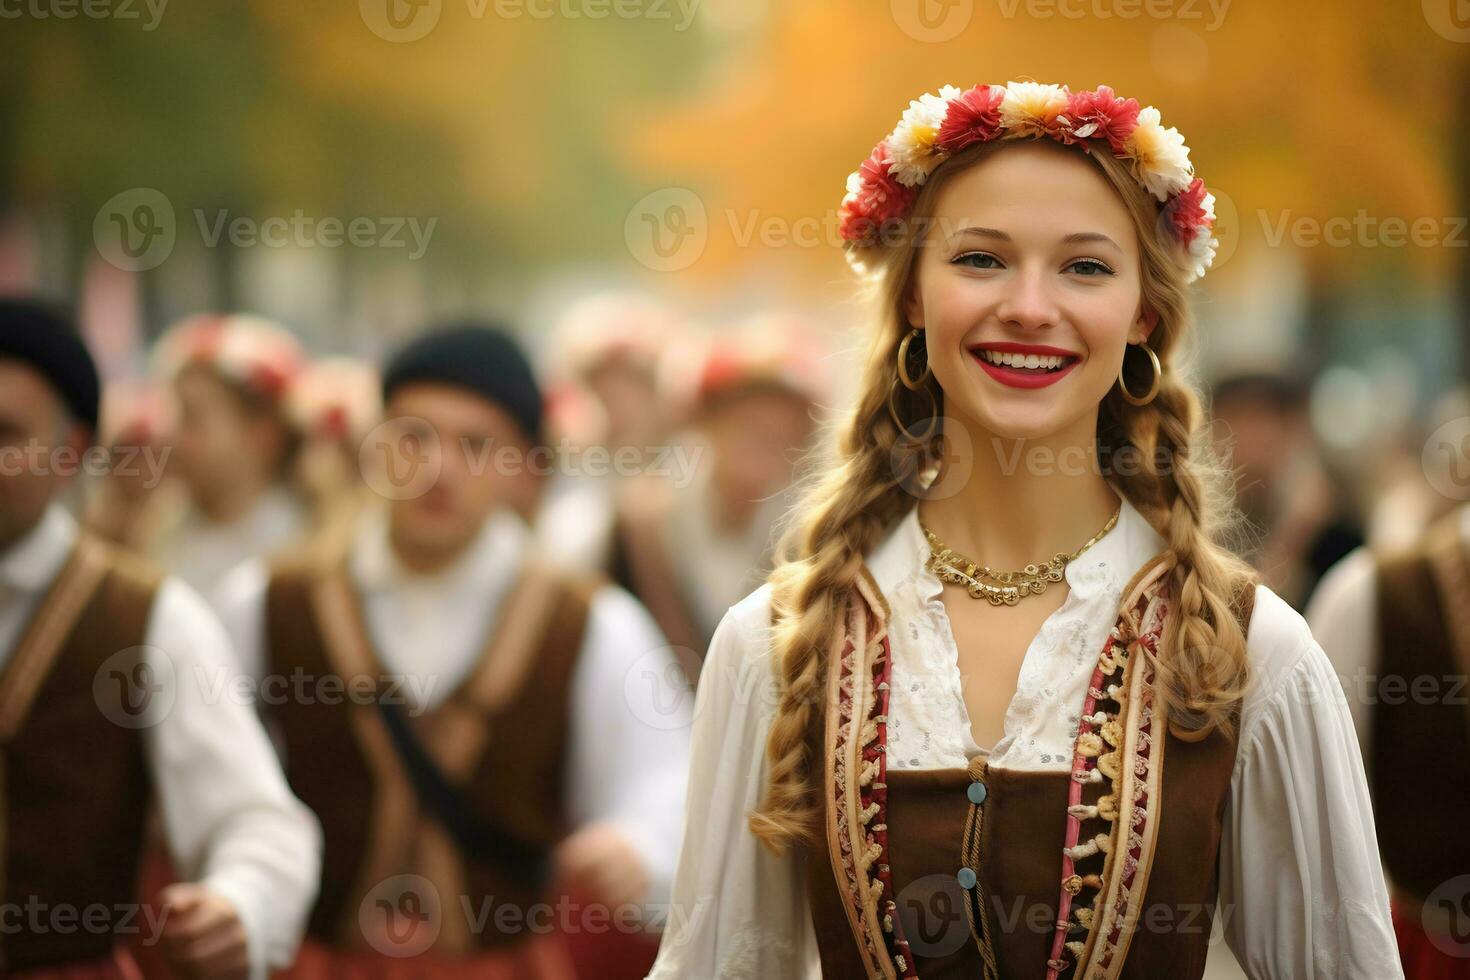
[397, 510, 465, 547]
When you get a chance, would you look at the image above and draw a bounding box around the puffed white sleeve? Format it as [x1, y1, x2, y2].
[566, 584, 693, 911]
[141, 576, 322, 977]
[647, 585, 821, 980]
[1303, 547, 1380, 749]
[1218, 585, 1403, 979]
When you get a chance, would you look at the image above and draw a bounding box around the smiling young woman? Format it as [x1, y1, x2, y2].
[647, 82, 1402, 980]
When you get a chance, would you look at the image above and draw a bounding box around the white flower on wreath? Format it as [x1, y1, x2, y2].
[998, 81, 1068, 139]
[886, 85, 962, 187]
[1126, 106, 1193, 202]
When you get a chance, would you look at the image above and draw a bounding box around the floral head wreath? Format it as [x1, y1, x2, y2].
[838, 81, 1218, 282]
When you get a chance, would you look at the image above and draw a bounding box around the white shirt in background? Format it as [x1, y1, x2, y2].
[0, 503, 323, 978]
[154, 484, 306, 604]
[215, 504, 693, 913]
[1306, 505, 1470, 748]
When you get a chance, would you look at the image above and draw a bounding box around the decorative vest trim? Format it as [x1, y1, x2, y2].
[802, 553, 1253, 979]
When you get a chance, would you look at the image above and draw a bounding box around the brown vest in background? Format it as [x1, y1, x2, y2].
[263, 554, 596, 952]
[0, 538, 161, 970]
[1372, 514, 1470, 905]
[802, 568, 1254, 979]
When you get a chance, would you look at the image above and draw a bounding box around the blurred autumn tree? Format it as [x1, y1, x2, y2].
[622, 0, 1470, 378]
[3, 0, 1468, 381]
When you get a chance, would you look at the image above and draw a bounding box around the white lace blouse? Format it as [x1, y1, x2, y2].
[647, 494, 1404, 979]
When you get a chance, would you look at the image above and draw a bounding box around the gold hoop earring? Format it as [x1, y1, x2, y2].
[887, 376, 939, 443]
[897, 327, 931, 391]
[1118, 341, 1162, 406]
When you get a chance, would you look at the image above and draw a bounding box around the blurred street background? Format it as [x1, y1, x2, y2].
[6, 2, 1470, 976]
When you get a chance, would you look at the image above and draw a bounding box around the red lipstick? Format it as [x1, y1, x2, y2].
[968, 342, 1082, 390]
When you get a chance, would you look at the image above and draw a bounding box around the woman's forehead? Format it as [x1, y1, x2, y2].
[927, 145, 1137, 243]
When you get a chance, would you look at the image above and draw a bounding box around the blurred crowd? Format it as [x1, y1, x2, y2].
[1, 289, 1467, 978]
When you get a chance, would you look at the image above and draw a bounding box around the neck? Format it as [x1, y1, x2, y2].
[387, 525, 475, 577]
[194, 474, 272, 525]
[710, 478, 758, 534]
[918, 413, 1121, 571]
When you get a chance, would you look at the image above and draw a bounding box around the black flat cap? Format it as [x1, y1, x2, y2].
[382, 323, 543, 444]
[0, 298, 100, 433]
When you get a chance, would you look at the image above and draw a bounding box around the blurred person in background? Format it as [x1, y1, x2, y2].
[607, 315, 824, 681]
[82, 377, 180, 552]
[150, 314, 310, 601]
[1308, 502, 1470, 977]
[215, 323, 691, 978]
[284, 356, 382, 549]
[1210, 371, 1365, 610]
[1307, 388, 1470, 978]
[0, 298, 320, 979]
[1362, 386, 1470, 552]
[534, 292, 680, 571]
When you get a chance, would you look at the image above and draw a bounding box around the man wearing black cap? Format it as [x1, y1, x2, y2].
[0, 298, 321, 978]
[216, 323, 691, 975]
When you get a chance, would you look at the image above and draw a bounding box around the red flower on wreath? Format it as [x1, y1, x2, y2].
[839, 142, 917, 243]
[1057, 85, 1141, 155]
[1164, 177, 1211, 243]
[935, 84, 1006, 153]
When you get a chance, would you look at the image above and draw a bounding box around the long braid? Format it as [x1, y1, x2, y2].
[1105, 355, 1256, 738]
[750, 325, 938, 852]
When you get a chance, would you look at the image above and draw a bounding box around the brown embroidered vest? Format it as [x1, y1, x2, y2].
[263, 551, 597, 952]
[0, 537, 161, 970]
[802, 553, 1255, 979]
[1371, 512, 1470, 905]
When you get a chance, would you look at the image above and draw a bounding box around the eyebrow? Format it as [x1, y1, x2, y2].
[956, 226, 1124, 253]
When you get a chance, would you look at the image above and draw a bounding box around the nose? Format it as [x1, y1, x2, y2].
[994, 266, 1061, 333]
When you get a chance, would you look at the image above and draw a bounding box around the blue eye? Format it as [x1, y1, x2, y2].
[1070, 258, 1115, 276]
[952, 251, 1001, 269]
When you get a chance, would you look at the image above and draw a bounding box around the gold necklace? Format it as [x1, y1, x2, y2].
[921, 504, 1121, 606]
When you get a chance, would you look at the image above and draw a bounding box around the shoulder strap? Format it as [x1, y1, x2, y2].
[374, 696, 552, 891]
[0, 535, 111, 741]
